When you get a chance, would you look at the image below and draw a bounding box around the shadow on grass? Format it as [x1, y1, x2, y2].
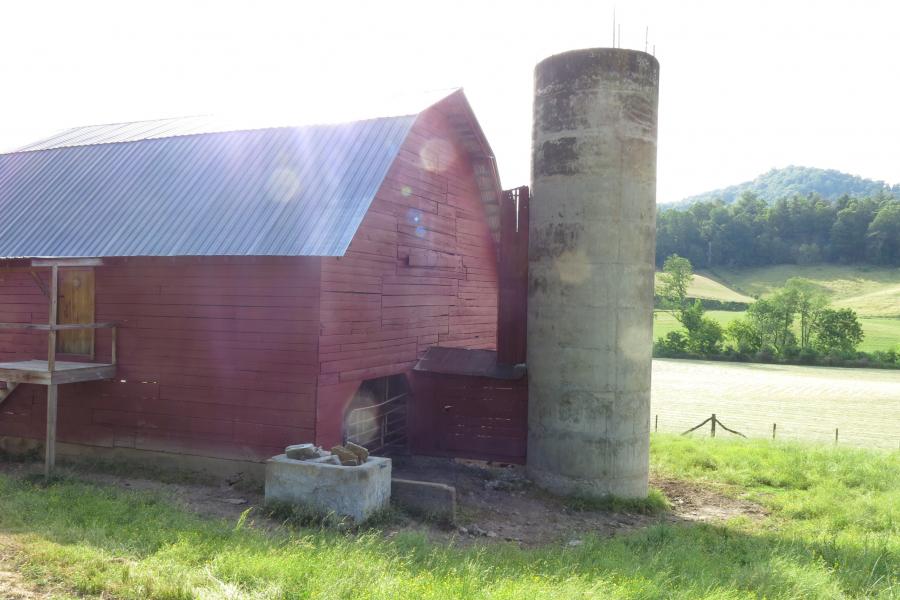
[0, 468, 894, 599]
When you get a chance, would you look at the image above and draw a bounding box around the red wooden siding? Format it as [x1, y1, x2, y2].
[409, 372, 527, 464]
[497, 186, 529, 365]
[315, 107, 501, 447]
[0, 257, 320, 461]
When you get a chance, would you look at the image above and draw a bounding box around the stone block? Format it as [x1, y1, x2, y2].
[391, 478, 456, 522]
[265, 454, 391, 523]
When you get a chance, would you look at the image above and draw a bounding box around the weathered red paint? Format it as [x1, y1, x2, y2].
[409, 371, 527, 464]
[314, 104, 501, 446]
[0, 257, 320, 461]
[0, 101, 512, 464]
[497, 186, 529, 365]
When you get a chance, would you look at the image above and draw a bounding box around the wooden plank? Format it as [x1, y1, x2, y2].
[48, 265, 58, 373]
[32, 258, 104, 267]
[45, 384, 58, 477]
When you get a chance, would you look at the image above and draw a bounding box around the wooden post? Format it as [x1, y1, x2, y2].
[835, 428, 839, 445]
[45, 384, 58, 478]
[654, 414, 658, 432]
[710, 413, 717, 438]
[772, 423, 777, 439]
[47, 265, 58, 373]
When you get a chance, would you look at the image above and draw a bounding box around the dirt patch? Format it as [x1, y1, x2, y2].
[0, 457, 766, 550]
[0, 536, 52, 599]
[653, 476, 768, 522]
[389, 457, 767, 547]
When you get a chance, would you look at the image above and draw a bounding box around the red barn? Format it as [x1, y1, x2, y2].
[0, 90, 528, 475]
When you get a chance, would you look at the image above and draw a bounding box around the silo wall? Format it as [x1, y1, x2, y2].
[527, 48, 659, 498]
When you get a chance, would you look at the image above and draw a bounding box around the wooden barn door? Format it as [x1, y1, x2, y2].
[56, 268, 95, 357]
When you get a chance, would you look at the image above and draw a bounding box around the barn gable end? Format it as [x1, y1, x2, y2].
[315, 103, 501, 447]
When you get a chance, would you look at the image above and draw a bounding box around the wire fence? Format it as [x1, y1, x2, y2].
[660, 412, 872, 447]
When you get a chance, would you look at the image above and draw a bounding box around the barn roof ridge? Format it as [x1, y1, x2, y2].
[0, 88, 501, 259]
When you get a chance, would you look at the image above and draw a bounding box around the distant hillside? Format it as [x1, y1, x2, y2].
[674, 166, 897, 206]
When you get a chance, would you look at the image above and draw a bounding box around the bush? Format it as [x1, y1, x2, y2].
[654, 331, 688, 356]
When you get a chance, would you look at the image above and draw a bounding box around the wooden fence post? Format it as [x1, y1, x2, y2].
[772, 423, 776, 439]
[711, 413, 716, 438]
[654, 414, 658, 432]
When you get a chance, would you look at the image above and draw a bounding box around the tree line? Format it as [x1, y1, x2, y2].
[657, 192, 900, 268]
[654, 255, 899, 368]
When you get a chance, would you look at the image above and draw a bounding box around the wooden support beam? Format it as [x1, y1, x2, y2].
[45, 384, 58, 478]
[48, 265, 58, 374]
[31, 258, 104, 268]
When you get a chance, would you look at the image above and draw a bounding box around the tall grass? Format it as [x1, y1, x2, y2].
[0, 435, 896, 599]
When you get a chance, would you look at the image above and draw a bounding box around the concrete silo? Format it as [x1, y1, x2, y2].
[527, 48, 659, 498]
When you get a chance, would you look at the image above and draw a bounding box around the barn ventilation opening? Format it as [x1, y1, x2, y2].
[344, 374, 409, 456]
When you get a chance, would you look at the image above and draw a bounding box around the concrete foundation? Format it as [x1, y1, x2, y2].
[527, 48, 659, 498]
[264, 454, 391, 523]
[391, 478, 457, 522]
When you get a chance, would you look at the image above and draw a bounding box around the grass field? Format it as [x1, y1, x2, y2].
[655, 265, 900, 352]
[655, 272, 755, 303]
[710, 264, 900, 318]
[652, 358, 900, 449]
[0, 435, 897, 599]
[654, 310, 899, 352]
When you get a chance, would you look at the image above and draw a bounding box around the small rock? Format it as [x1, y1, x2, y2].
[220, 498, 247, 505]
[457, 526, 469, 535]
[345, 441, 369, 463]
[486, 531, 498, 538]
[568, 539, 583, 547]
[330, 445, 360, 466]
[472, 525, 487, 536]
[285, 443, 319, 460]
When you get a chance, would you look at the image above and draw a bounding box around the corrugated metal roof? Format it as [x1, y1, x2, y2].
[0, 115, 416, 257]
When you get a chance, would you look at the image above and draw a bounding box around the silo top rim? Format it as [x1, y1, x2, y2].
[535, 47, 659, 75]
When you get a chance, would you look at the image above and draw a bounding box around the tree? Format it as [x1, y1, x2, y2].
[725, 318, 762, 354]
[688, 317, 724, 354]
[783, 278, 828, 349]
[866, 201, 900, 265]
[746, 297, 796, 355]
[813, 308, 864, 354]
[658, 254, 693, 314]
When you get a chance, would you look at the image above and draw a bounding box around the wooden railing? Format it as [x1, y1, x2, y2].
[0, 321, 118, 371]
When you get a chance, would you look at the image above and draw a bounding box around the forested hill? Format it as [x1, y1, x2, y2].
[672, 166, 898, 206]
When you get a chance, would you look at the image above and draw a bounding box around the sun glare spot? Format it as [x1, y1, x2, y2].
[419, 138, 455, 173]
[401, 185, 412, 197]
[407, 209, 422, 225]
[415, 225, 427, 238]
[555, 249, 591, 284]
[266, 166, 302, 203]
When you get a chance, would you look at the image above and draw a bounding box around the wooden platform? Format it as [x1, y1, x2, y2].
[0, 360, 116, 385]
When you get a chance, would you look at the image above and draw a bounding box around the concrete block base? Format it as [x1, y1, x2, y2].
[391, 478, 456, 522]
[264, 454, 391, 523]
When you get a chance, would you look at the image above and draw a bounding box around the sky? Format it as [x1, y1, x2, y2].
[1, 0, 898, 203]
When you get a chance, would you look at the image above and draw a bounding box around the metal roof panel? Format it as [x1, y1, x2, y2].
[0, 116, 416, 257]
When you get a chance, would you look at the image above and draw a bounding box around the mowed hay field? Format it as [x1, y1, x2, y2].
[651, 358, 900, 449]
[654, 265, 900, 352]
